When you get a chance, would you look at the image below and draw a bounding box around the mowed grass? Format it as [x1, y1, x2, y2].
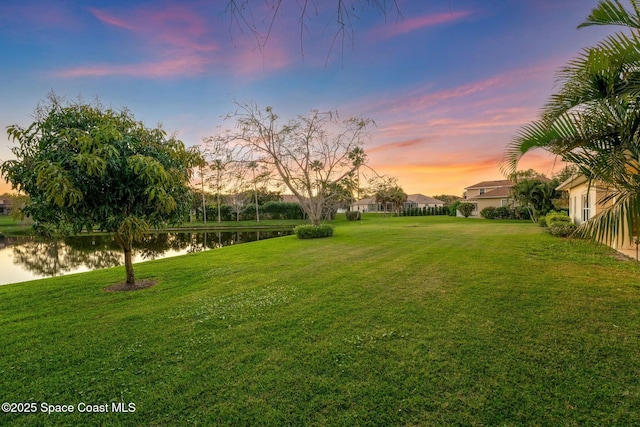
[1, 216, 640, 426]
[0, 215, 32, 236]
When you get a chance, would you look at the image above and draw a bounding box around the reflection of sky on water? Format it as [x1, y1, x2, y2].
[0, 230, 291, 286]
[0, 240, 189, 286]
[0, 247, 93, 285]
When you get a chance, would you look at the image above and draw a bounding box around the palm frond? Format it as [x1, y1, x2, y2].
[578, 0, 640, 30]
[544, 32, 640, 120]
[500, 119, 560, 174]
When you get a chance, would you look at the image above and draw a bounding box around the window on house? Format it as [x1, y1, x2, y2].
[479, 188, 485, 195]
[582, 194, 590, 222]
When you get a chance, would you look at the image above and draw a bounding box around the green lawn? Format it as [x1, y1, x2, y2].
[0, 215, 33, 236]
[1, 216, 640, 426]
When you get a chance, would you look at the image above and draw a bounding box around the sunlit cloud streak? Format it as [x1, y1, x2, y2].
[344, 61, 569, 193]
[55, 3, 293, 79]
[369, 10, 474, 40]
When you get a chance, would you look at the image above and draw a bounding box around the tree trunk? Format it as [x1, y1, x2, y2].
[124, 246, 135, 286]
[115, 231, 135, 287]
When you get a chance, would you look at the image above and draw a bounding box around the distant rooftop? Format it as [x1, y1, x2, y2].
[465, 180, 513, 190]
[473, 187, 513, 199]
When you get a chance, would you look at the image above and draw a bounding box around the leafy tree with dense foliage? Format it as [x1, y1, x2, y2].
[508, 168, 548, 183]
[0, 96, 197, 288]
[502, 0, 640, 244]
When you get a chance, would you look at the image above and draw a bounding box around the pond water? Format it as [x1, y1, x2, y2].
[0, 229, 292, 286]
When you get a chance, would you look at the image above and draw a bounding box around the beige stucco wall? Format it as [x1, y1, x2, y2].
[567, 181, 614, 225]
[565, 181, 637, 253]
[457, 198, 509, 218]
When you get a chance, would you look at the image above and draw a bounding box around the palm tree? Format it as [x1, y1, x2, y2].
[374, 187, 392, 216]
[389, 186, 408, 216]
[502, 0, 640, 244]
[511, 179, 559, 222]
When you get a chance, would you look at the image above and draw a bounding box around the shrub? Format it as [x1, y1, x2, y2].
[538, 216, 547, 227]
[513, 206, 531, 220]
[346, 211, 361, 221]
[457, 202, 476, 218]
[481, 206, 497, 219]
[294, 224, 334, 239]
[495, 207, 511, 219]
[546, 211, 572, 227]
[549, 223, 577, 237]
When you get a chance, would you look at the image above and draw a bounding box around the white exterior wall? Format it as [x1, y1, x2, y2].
[568, 181, 597, 225]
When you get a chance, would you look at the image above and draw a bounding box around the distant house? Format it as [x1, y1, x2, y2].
[351, 194, 444, 213]
[461, 180, 514, 217]
[0, 198, 13, 215]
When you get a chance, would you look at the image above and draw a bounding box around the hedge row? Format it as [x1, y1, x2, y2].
[480, 206, 531, 220]
[400, 206, 449, 216]
[202, 202, 305, 221]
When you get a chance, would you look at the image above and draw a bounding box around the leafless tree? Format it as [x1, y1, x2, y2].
[216, 102, 373, 226]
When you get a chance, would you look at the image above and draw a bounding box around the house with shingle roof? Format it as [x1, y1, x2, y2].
[351, 194, 444, 213]
[460, 180, 514, 217]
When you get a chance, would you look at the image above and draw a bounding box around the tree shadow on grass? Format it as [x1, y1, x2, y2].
[103, 279, 158, 292]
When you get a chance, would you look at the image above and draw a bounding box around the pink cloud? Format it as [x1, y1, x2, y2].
[54, 3, 293, 79]
[370, 10, 473, 40]
[57, 55, 214, 78]
[89, 5, 219, 53]
[220, 35, 293, 77]
[368, 138, 428, 153]
[342, 62, 569, 194]
[89, 8, 137, 31]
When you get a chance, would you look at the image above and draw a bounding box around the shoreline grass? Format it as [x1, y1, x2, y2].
[0, 215, 306, 237]
[1, 216, 640, 425]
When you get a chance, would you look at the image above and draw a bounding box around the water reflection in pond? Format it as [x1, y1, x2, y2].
[0, 230, 292, 286]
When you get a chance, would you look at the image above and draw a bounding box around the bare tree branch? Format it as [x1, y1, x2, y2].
[224, 0, 402, 63]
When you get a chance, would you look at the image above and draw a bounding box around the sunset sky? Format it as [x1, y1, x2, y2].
[0, 0, 613, 197]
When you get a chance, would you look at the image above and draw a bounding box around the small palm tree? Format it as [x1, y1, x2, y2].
[389, 186, 408, 216]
